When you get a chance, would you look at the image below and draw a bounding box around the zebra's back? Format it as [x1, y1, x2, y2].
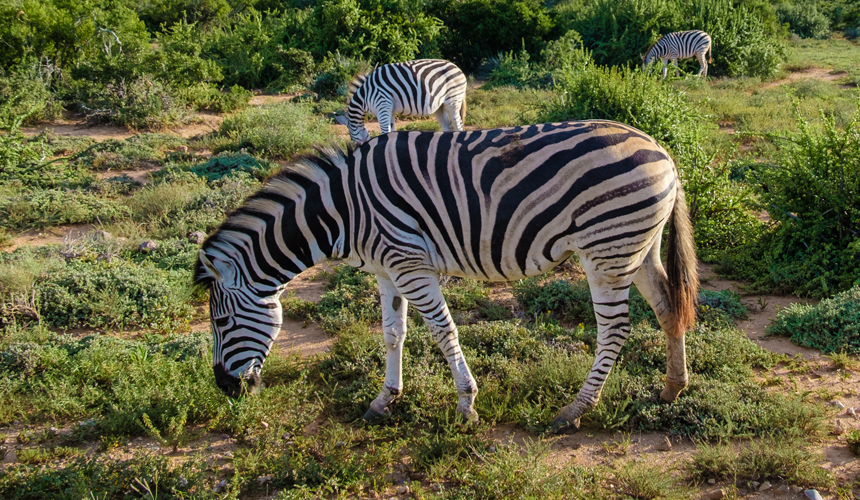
[650, 30, 712, 60]
[346, 121, 677, 281]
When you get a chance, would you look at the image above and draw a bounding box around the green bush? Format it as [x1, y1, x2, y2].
[310, 52, 372, 100]
[188, 152, 278, 182]
[720, 104, 860, 297]
[777, 3, 832, 39]
[36, 258, 193, 330]
[80, 76, 190, 129]
[429, 0, 556, 71]
[766, 286, 860, 353]
[0, 188, 129, 230]
[0, 66, 63, 128]
[213, 102, 334, 160]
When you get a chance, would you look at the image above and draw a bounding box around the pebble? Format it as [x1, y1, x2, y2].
[750, 481, 760, 490]
[256, 475, 273, 485]
[93, 230, 112, 241]
[790, 486, 803, 493]
[220, 434, 230, 440]
[657, 436, 672, 451]
[48, 427, 58, 434]
[261, 421, 268, 429]
[707, 478, 716, 484]
[848, 407, 857, 418]
[759, 481, 772, 491]
[833, 401, 845, 409]
[189, 231, 206, 244]
[701, 488, 725, 500]
[430, 484, 442, 492]
[335, 441, 346, 448]
[396, 485, 409, 495]
[488, 445, 496, 453]
[139, 240, 158, 253]
[775, 484, 790, 494]
[409, 472, 424, 480]
[223, 451, 233, 459]
[282, 432, 293, 440]
[833, 419, 845, 435]
[214, 479, 228, 493]
[804, 489, 824, 500]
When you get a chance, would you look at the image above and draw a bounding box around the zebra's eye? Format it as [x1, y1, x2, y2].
[214, 316, 230, 328]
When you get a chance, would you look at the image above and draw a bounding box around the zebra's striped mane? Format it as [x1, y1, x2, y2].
[193, 144, 354, 288]
[643, 36, 664, 57]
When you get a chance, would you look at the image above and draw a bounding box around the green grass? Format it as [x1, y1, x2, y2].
[465, 87, 551, 128]
[766, 286, 860, 353]
[783, 35, 860, 83]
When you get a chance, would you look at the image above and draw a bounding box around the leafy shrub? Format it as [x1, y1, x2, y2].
[0, 188, 129, 230]
[766, 286, 860, 353]
[0, 66, 63, 128]
[848, 429, 860, 455]
[36, 258, 193, 330]
[213, 102, 333, 160]
[485, 30, 593, 90]
[777, 3, 832, 39]
[429, 0, 556, 71]
[189, 153, 279, 182]
[720, 104, 860, 297]
[70, 133, 184, 172]
[80, 76, 190, 129]
[306, 0, 442, 64]
[310, 52, 372, 100]
[179, 83, 252, 113]
[698, 289, 748, 319]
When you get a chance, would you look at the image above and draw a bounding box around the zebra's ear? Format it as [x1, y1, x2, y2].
[198, 249, 223, 281]
[334, 114, 348, 126]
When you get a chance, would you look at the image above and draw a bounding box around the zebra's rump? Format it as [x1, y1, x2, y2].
[347, 121, 677, 280]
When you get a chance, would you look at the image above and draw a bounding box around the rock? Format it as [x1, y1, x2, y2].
[657, 436, 672, 451]
[775, 484, 790, 494]
[335, 441, 346, 448]
[189, 231, 206, 244]
[139, 240, 158, 253]
[804, 490, 824, 500]
[707, 478, 716, 484]
[750, 481, 760, 490]
[213, 479, 228, 493]
[700, 488, 725, 500]
[48, 427, 58, 435]
[282, 432, 293, 440]
[759, 481, 772, 491]
[833, 419, 845, 435]
[409, 472, 425, 481]
[430, 484, 442, 492]
[833, 401, 845, 409]
[790, 486, 803, 493]
[256, 475, 272, 485]
[488, 445, 496, 453]
[396, 485, 409, 495]
[223, 451, 233, 459]
[177, 145, 188, 153]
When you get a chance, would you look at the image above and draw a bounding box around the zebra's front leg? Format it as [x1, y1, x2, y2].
[377, 102, 395, 135]
[363, 276, 408, 421]
[552, 280, 632, 434]
[396, 271, 479, 422]
[661, 59, 669, 80]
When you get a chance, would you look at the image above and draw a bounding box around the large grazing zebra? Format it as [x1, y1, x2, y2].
[195, 121, 699, 433]
[642, 30, 713, 79]
[334, 59, 468, 144]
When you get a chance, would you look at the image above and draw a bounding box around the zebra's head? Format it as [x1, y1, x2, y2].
[335, 113, 371, 144]
[196, 248, 284, 398]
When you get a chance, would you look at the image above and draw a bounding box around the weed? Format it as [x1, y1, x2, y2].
[847, 429, 860, 455]
[613, 460, 695, 499]
[688, 436, 835, 487]
[16, 446, 83, 465]
[826, 351, 860, 371]
[767, 287, 860, 353]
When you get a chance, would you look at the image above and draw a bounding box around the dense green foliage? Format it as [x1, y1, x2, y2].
[719, 104, 860, 297]
[766, 286, 860, 353]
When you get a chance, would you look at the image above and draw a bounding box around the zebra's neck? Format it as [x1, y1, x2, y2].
[202, 150, 352, 293]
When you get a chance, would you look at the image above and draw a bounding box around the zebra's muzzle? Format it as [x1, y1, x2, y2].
[214, 363, 262, 398]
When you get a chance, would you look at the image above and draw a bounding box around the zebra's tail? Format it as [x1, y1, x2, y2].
[460, 98, 467, 125]
[665, 176, 699, 336]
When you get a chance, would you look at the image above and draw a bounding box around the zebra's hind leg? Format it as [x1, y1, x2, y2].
[443, 99, 465, 131]
[696, 51, 708, 77]
[552, 269, 634, 434]
[364, 276, 409, 422]
[394, 270, 479, 422]
[434, 106, 453, 132]
[632, 242, 688, 402]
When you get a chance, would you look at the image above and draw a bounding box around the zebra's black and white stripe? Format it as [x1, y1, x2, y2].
[334, 59, 468, 144]
[642, 30, 713, 79]
[195, 121, 699, 432]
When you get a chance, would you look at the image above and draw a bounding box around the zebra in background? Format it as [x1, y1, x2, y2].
[334, 59, 468, 144]
[195, 121, 699, 433]
[642, 30, 713, 79]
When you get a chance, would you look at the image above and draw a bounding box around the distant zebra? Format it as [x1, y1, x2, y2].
[334, 59, 468, 144]
[195, 121, 699, 433]
[642, 30, 713, 79]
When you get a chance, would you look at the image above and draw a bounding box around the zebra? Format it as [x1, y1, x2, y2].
[195, 121, 699, 433]
[334, 59, 468, 144]
[641, 30, 713, 79]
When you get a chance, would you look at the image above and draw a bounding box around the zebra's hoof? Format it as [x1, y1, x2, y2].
[362, 407, 390, 423]
[659, 381, 686, 403]
[550, 416, 581, 435]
